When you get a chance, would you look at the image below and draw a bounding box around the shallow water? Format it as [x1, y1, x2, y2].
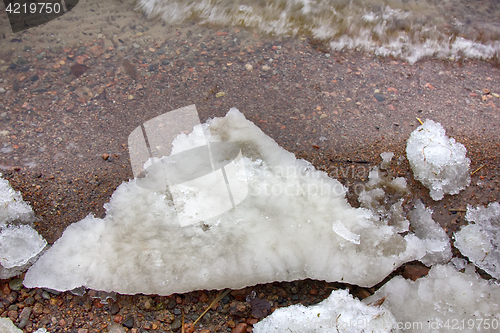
[137, 0, 500, 63]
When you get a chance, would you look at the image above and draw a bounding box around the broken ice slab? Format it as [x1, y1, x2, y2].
[455, 202, 500, 279]
[408, 200, 451, 266]
[0, 224, 47, 269]
[253, 289, 397, 333]
[406, 120, 470, 201]
[25, 108, 430, 295]
[0, 175, 34, 227]
[364, 264, 500, 333]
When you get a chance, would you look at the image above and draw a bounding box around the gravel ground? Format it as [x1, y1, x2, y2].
[0, 0, 500, 332]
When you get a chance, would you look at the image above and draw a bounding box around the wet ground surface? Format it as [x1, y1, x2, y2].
[0, 0, 499, 332]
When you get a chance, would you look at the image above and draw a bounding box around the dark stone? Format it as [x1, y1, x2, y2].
[170, 318, 182, 331]
[30, 75, 39, 82]
[24, 296, 35, 306]
[374, 94, 385, 102]
[123, 316, 134, 328]
[16, 57, 27, 65]
[173, 308, 181, 315]
[8, 63, 17, 70]
[8, 278, 23, 291]
[70, 64, 89, 78]
[166, 299, 176, 309]
[148, 64, 157, 72]
[110, 302, 120, 315]
[18, 307, 32, 329]
[161, 59, 170, 65]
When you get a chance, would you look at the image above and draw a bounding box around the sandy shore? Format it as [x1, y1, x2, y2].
[0, 0, 499, 332]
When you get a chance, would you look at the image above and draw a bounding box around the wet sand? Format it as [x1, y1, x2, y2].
[0, 0, 499, 331]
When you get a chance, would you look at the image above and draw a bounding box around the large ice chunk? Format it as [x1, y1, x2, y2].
[253, 289, 397, 333]
[406, 120, 470, 201]
[408, 200, 451, 266]
[24, 108, 428, 295]
[454, 202, 500, 279]
[364, 264, 500, 333]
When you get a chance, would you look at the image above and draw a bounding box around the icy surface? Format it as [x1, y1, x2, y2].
[358, 162, 410, 234]
[0, 225, 47, 269]
[253, 289, 396, 333]
[408, 200, 451, 266]
[365, 264, 500, 333]
[0, 176, 45, 279]
[0, 176, 34, 227]
[406, 120, 470, 201]
[25, 108, 428, 295]
[455, 202, 500, 279]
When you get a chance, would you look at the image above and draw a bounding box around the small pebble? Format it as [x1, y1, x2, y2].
[18, 307, 32, 328]
[123, 316, 134, 328]
[262, 65, 271, 71]
[8, 278, 23, 291]
[128, 95, 134, 100]
[171, 318, 182, 330]
[0, 87, 5, 93]
[215, 92, 226, 98]
[244, 64, 253, 71]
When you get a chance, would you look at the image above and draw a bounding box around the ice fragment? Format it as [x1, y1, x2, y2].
[406, 120, 470, 200]
[254, 289, 397, 333]
[455, 202, 500, 279]
[364, 264, 500, 333]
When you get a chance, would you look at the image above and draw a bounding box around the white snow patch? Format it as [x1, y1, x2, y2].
[455, 202, 500, 279]
[364, 264, 500, 333]
[24, 108, 429, 295]
[406, 120, 470, 201]
[253, 289, 397, 333]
